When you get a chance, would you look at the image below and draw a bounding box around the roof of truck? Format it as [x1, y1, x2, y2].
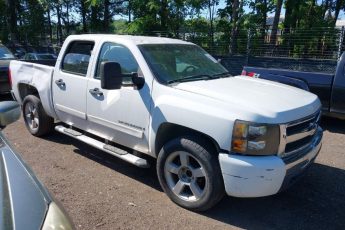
[67, 34, 193, 45]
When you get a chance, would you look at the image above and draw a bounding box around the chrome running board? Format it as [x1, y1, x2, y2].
[55, 125, 149, 168]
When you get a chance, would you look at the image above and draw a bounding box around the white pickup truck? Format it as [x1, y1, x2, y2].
[10, 34, 323, 211]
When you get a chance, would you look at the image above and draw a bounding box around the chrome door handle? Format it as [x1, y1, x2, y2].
[55, 79, 65, 86]
[89, 88, 103, 96]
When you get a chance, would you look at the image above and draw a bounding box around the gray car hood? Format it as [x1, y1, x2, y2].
[0, 133, 50, 230]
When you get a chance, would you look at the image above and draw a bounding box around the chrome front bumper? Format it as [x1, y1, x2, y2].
[219, 127, 323, 197]
[279, 127, 322, 191]
[285, 127, 322, 169]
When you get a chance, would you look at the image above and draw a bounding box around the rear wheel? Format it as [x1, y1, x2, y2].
[157, 136, 225, 211]
[23, 95, 54, 136]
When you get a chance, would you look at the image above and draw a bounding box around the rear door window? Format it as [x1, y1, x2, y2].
[61, 41, 94, 76]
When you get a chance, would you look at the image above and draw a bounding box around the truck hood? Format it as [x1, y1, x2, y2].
[173, 76, 321, 123]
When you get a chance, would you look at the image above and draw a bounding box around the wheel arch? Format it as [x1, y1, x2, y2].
[18, 83, 40, 101]
[154, 122, 221, 157]
[16, 83, 57, 119]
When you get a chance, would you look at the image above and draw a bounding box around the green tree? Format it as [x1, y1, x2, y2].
[5, 0, 19, 41]
[333, 0, 345, 26]
[80, 0, 89, 32]
[230, 0, 240, 54]
[270, 0, 283, 46]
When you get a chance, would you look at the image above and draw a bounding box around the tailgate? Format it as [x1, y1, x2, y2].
[0, 67, 9, 83]
[0, 67, 10, 93]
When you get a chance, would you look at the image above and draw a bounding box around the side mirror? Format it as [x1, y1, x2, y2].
[100, 62, 123, 90]
[132, 75, 145, 90]
[0, 101, 20, 129]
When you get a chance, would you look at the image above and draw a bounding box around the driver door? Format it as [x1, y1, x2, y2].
[86, 42, 151, 152]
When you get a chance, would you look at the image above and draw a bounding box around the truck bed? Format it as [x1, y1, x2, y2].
[10, 60, 57, 118]
[21, 59, 57, 67]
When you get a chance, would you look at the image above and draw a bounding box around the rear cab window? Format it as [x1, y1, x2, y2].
[61, 41, 95, 76]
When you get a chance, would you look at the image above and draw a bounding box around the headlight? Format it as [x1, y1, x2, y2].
[42, 202, 74, 230]
[231, 120, 280, 155]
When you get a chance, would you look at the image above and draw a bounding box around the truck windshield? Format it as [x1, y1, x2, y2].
[0, 46, 15, 60]
[139, 44, 230, 84]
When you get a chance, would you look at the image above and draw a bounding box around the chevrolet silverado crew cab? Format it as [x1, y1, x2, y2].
[10, 35, 323, 211]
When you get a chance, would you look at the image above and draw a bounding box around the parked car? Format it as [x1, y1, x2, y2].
[10, 35, 323, 211]
[22, 52, 57, 67]
[24, 45, 37, 53]
[242, 52, 345, 119]
[23, 53, 57, 61]
[8, 45, 26, 59]
[35, 46, 56, 55]
[0, 101, 74, 230]
[0, 45, 15, 94]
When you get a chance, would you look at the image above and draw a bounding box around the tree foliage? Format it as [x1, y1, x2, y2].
[0, 0, 344, 57]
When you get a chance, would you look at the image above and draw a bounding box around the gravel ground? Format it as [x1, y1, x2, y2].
[3, 116, 345, 230]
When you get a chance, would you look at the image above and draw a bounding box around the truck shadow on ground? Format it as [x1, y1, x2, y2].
[44, 127, 345, 230]
[205, 162, 345, 229]
[320, 116, 345, 134]
[44, 131, 162, 192]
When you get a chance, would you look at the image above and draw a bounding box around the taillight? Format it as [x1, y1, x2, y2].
[241, 70, 260, 78]
[241, 70, 256, 77]
[8, 69, 12, 89]
[247, 72, 255, 77]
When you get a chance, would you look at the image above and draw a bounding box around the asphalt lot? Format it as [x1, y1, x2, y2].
[2, 100, 345, 229]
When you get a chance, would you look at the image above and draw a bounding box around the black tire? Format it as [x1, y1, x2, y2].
[22, 95, 54, 136]
[157, 136, 225, 211]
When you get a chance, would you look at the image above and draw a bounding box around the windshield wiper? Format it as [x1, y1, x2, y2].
[213, 72, 232, 78]
[167, 74, 214, 84]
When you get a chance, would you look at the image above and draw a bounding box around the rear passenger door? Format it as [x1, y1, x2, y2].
[53, 40, 94, 125]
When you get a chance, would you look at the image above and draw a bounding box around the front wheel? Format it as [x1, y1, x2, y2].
[23, 95, 54, 136]
[157, 136, 225, 211]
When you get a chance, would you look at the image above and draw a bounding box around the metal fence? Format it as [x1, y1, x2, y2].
[144, 27, 345, 75]
[3, 26, 344, 75]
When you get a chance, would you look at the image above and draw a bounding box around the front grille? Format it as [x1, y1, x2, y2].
[285, 135, 314, 153]
[282, 110, 321, 159]
[286, 112, 320, 136]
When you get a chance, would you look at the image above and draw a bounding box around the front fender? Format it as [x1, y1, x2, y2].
[149, 94, 234, 154]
